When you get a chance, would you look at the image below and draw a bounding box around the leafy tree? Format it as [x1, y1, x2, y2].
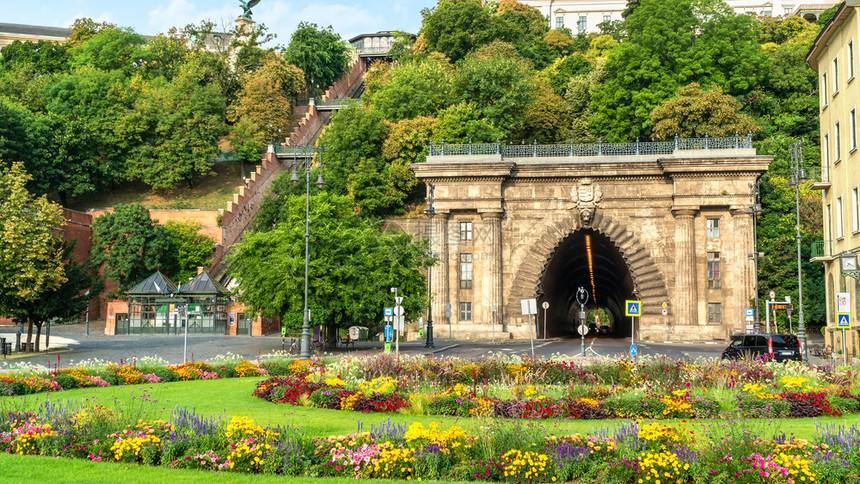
[252, 168, 325, 232]
[67, 18, 114, 47]
[453, 41, 537, 137]
[124, 61, 226, 189]
[540, 53, 591, 95]
[362, 53, 455, 122]
[140, 34, 190, 80]
[230, 193, 432, 335]
[0, 40, 69, 74]
[543, 30, 575, 57]
[68, 26, 147, 74]
[521, 80, 570, 142]
[416, 0, 493, 63]
[562, 61, 607, 142]
[348, 157, 406, 217]
[590, 0, 768, 141]
[284, 22, 350, 95]
[89, 203, 175, 295]
[228, 53, 304, 142]
[228, 117, 265, 179]
[317, 103, 390, 195]
[163, 220, 216, 283]
[383, 116, 438, 165]
[490, 0, 556, 68]
[0, 162, 67, 313]
[650, 83, 761, 140]
[435, 102, 504, 143]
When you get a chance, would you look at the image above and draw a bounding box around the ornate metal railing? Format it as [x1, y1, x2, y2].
[811, 240, 833, 258]
[427, 134, 754, 159]
[274, 146, 317, 157]
[354, 47, 391, 55]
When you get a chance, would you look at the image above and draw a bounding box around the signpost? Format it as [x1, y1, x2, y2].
[837, 312, 851, 366]
[625, 300, 641, 359]
[576, 287, 589, 357]
[745, 308, 755, 333]
[521, 298, 538, 355]
[542, 301, 550, 340]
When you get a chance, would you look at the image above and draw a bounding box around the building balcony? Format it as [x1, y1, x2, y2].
[809, 163, 831, 190]
[811, 240, 834, 261]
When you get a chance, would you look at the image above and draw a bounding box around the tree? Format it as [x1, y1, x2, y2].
[89, 203, 174, 295]
[416, 0, 494, 63]
[521, 80, 570, 142]
[362, 53, 455, 122]
[539, 53, 591, 96]
[230, 193, 432, 335]
[434, 102, 504, 143]
[163, 220, 216, 283]
[0, 40, 69, 74]
[0, 162, 67, 313]
[317, 103, 390, 195]
[650, 83, 761, 140]
[124, 60, 226, 189]
[284, 22, 350, 95]
[589, 0, 768, 140]
[228, 53, 304, 142]
[68, 26, 147, 75]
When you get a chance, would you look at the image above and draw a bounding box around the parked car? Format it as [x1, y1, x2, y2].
[721, 333, 802, 362]
[598, 324, 611, 335]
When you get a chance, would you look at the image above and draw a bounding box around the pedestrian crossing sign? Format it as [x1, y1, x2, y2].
[625, 300, 641, 317]
[837, 313, 851, 328]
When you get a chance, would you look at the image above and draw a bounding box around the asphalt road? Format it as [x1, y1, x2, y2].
[0, 321, 827, 368]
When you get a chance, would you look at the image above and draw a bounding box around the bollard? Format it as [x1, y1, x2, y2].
[15, 332, 21, 352]
[0, 337, 5, 357]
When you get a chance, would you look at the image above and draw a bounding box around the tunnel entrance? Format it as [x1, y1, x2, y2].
[538, 229, 635, 338]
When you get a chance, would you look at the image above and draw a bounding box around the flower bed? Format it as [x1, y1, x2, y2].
[253, 355, 860, 421]
[2, 400, 859, 483]
[0, 357, 270, 396]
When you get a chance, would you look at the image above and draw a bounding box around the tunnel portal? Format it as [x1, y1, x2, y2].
[538, 229, 634, 338]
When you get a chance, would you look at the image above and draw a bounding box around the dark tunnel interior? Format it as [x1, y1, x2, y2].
[537, 229, 635, 337]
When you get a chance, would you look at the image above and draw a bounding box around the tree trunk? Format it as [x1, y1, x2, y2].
[25, 320, 33, 352]
[34, 320, 43, 352]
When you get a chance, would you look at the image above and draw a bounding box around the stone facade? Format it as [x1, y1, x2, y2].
[410, 140, 771, 342]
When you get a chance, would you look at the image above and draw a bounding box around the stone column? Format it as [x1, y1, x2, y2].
[731, 206, 754, 331]
[434, 212, 450, 331]
[481, 211, 504, 327]
[672, 208, 698, 327]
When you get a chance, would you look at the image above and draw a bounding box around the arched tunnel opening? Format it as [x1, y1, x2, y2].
[538, 229, 635, 338]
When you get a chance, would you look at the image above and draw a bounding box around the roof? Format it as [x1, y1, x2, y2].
[0, 22, 70, 39]
[348, 31, 397, 43]
[127, 271, 178, 295]
[178, 270, 229, 295]
[807, 0, 859, 69]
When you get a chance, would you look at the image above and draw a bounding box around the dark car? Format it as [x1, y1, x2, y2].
[598, 324, 611, 335]
[721, 333, 802, 362]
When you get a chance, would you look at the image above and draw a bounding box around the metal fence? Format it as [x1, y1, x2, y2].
[427, 134, 754, 159]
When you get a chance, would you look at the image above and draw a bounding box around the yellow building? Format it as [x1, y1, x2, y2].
[807, 0, 860, 358]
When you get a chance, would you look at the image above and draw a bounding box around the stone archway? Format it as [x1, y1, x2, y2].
[507, 211, 670, 337]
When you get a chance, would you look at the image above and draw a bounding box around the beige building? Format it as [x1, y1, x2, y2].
[807, 0, 860, 357]
[0, 22, 69, 49]
[519, 0, 838, 35]
[409, 137, 771, 342]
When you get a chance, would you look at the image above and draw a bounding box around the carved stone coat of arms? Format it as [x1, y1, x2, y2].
[573, 178, 602, 226]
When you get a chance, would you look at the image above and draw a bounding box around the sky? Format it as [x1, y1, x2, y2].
[1, 0, 438, 44]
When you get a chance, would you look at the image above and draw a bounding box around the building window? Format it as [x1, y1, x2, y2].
[707, 252, 721, 289]
[851, 109, 857, 151]
[824, 133, 830, 166]
[459, 253, 472, 289]
[834, 57, 840, 93]
[706, 218, 720, 238]
[853, 187, 859, 232]
[836, 122, 842, 161]
[459, 302, 472, 321]
[459, 221, 472, 241]
[762, 10, 772, 17]
[578, 15, 587, 32]
[827, 203, 833, 241]
[850, 41, 856, 79]
[822, 73, 828, 105]
[603, 14, 611, 23]
[708, 303, 722, 323]
[556, 16, 564, 29]
[837, 195, 844, 239]
[784, 5, 793, 14]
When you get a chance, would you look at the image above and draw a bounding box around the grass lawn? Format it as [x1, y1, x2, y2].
[3, 377, 859, 482]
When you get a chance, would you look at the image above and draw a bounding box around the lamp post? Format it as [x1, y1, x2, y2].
[291, 147, 325, 359]
[788, 140, 808, 364]
[749, 182, 763, 329]
[425, 182, 435, 349]
[576, 287, 589, 357]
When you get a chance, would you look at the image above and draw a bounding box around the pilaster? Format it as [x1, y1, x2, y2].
[673, 208, 699, 327]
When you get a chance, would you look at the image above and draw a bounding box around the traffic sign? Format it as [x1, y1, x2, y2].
[445, 310, 452, 319]
[837, 313, 851, 328]
[625, 300, 641, 316]
[384, 325, 393, 341]
[769, 291, 775, 301]
[837, 292, 851, 313]
[630, 343, 638, 356]
[662, 301, 667, 309]
[661, 308, 668, 316]
[787, 308, 792, 317]
[542, 301, 550, 310]
[384, 307, 393, 317]
[578, 324, 589, 335]
[395, 296, 403, 306]
[745, 308, 754, 321]
[394, 306, 404, 316]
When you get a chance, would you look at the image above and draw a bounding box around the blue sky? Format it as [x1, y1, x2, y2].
[1, 0, 437, 44]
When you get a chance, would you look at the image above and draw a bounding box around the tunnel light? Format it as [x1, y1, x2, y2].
[586, 235, 597, 303]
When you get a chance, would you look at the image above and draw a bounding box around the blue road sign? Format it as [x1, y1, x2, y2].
[630, 343, 638, 357]
[384, 324, 393, 341]
[745, 308, 754, 317]
[837, 313, 851, 328]
[384, 307, 393, 317]
[625, 300, 641, 316]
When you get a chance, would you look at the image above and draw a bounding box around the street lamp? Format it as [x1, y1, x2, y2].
[749, 182, 763, 329]
[576, 287, 589, 357]
[291, 146, 325, 359]
[788, 140, 808, 364]
[425, 182, 435, 349]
